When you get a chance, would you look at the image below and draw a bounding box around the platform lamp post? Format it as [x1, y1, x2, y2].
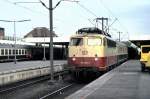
[40, 0, 79, 81]
[43, 32, 46, 61]
[0, 19, 30, 64]
[15, 0, 79, 81]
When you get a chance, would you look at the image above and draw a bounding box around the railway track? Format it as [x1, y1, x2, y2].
[0, 68, 96, 99]
[0, 76, 50, 93]
[0, 73, 87, 99]
[40, 84, 74, 99]
[0, 70, 69, 94]
[38, 81, 87, 99]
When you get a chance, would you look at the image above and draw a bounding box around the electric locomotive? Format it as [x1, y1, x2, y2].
[68, 27, 128, 77]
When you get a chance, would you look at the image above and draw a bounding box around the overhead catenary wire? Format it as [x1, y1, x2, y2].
[3, 0, 47, 15]
[75, 2, 107, 28]
[3, 0, 64, 23]
[98, 0, 130, 40]
[98, 0, 129, 33]
[76, 2, 98, 18]
[88, 19, 96, 27]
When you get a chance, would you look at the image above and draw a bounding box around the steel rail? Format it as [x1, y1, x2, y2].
[0, 75, 50, 93]
[40, 84, 73, 99]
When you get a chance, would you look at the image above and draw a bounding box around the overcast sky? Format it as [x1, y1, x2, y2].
[0, 0, 150, 41]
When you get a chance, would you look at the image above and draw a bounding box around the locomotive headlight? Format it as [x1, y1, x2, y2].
[94, 54, 98, 61]
[94, 57, 98, 61]
[72, 57, 76, 61]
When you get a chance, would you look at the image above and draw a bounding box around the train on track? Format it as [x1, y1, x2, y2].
[0, 40, 33, 62]
[68, 27, 128, 78]
[0, 40, 66, 62]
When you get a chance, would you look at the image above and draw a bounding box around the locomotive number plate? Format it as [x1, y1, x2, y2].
[82, 50, 88, 55]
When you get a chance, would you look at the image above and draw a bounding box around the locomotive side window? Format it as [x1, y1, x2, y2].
[70, 38, 83, 46]
[142, 47, 150, 53]
[88, 37, 102, 46]
[103, 38, 106, 46]
[107, 39, 116, 47]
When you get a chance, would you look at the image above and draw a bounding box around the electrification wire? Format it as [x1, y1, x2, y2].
[76, 2, 98, 18]
[3, 0, 47, 15]
[88, 19, 96, 27]
[3, 0, 63, 23]
[98, 0, 129, 33]
[75, 2, 105, 28]
[98, 0, 116, 19]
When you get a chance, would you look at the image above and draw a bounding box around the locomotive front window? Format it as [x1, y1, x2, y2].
[70, 38, 83, 46]
[142, 47, 150, 53]
[88, 38, 102, 46]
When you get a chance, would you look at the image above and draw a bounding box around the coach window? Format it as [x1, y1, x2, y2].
[9, 49, 12, 55]
[19, 49, 21, 55]
[25, 50, 27, 55]
[1, 49, 4, 55]
[70, 38, 83, 46]
[16, 50, 18, 55]
[22, 50, 25, 55]
[88, 37, 102, 46]
[5, 49, 8, 55]
[13, 49, 15, 55]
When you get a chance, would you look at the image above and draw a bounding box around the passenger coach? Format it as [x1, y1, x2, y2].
[0, 40, 33, 62]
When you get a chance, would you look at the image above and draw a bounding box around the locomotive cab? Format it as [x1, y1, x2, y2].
[68, 35, 106, 72]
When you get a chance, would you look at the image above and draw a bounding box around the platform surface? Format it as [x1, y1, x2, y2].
[0, 60, 67, 73]
[66, 60, 150, 99]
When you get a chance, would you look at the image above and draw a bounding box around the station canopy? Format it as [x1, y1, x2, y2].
[24, 27, 57, 38]
[130, 40, 150, 47]
[23, 27, 69, 46]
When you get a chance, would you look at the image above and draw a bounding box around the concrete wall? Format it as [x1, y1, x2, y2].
[0, 65, 64, 86]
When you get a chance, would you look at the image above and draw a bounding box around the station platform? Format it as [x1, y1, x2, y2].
[0, 60, 67, 85]
[66, 60, 150, 99]
[0, 60, 66, 73]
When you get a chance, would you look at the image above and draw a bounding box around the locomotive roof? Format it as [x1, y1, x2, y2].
[71, 33, 106, 38]
[76, 27, 111, 37]
[77, 27, 103, 34]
